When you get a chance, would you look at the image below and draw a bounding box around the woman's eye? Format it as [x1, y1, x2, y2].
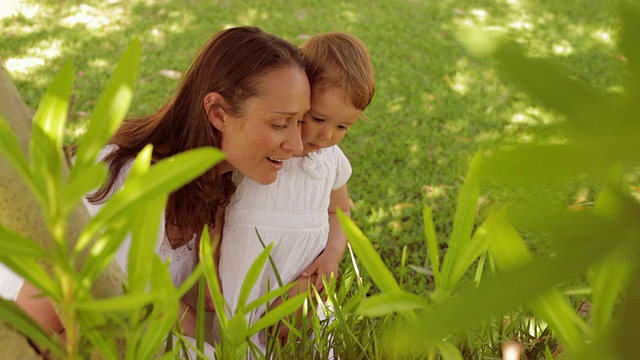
[272, 123, 286, 130]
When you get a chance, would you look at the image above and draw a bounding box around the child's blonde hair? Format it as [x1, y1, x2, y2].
[301, 32, 375, 112]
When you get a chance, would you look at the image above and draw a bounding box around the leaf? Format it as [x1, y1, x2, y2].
[395, 213, 630, 348]
[28, 60, 74, 230]
[249, 293, 307, 335]
[0, 298, 64, 358]
[422, 205, 440, 286]
[199, 228, 228, 327]
[0, 115, 32, 190]
[135, 256, 181, 360]
[73, 38, 141, 173]
[76, 147, 223, 251]
[613, 247, 640, 359]
[485, 209, 587, 350]
[440, 151, 482, 291]
[244, 282, 295, 313]
[0, 257, 58, 298]
[0, 227, 48, 258]
[437, 341, 463, 360]
[493, 41, 611, 132]
[358, 292, 429, 317]
[236, 243, 273, 313]
[75, 292, 159, 312]
[337, 209, 400, 293]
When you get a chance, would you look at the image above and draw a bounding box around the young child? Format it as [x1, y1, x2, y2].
[216, 32, 375, 354]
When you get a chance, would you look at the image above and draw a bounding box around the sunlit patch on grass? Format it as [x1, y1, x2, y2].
[591, 29, 614, 45]
[510, 107, 558, 126]
[552, 41, 574, 56]
[88, 58, 110, 71]
[0, 0, 39, 20]
[422, 184, 449, 200]
[444, 72, 469, 95]
[61, 4, 117, 30]
[237, 8, 268, 26]
[471, 9, 489, 22]
[4, 57, 45, 76]
[509, 19, 533, 31]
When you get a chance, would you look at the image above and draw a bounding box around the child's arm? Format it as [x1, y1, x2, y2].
[301, 183, 350, 292]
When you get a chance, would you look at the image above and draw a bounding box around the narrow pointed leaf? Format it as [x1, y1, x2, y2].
[73, 39, 141, 171]
[358, 291, 429, 317]
[440, 152, 482, 290]
[77, 147, 223, 251]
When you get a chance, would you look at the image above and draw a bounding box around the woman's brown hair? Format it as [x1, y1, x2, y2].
[88, 26, 307, 248]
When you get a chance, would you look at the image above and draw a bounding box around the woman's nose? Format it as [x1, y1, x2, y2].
[282, 124, 303, 154]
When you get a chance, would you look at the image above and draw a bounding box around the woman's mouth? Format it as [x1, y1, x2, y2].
[268, 157, 285, 164]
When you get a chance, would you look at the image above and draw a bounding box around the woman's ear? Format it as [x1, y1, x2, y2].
[204, 92, 230, 131]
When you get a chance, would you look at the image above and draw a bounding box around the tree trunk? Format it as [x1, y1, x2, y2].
[0, 61, 126, 357]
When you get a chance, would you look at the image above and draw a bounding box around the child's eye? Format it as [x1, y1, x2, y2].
[338, 125, 349, 131]
[313, 117, 325, 123]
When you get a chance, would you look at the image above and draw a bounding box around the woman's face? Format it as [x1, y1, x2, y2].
[217, 66, 310, 184]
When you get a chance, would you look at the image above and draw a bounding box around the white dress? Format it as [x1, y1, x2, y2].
[218, 145, 351, 353]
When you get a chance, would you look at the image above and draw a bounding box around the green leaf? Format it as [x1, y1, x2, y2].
[0, 298, 64, 358]
[249, 292, 307, 335]
[236, 243, 274, 313]
[75, 292, 159, 312]
[0, 226, 48, 258]
[485, 209, 587, 350]
[613, 246, 640, 359]
[396, 216, 625, 348]
[423, 204, 440, 286]
[60, 162, 107, 218]
[446, 224, 488, 290]
[0, 257, 58, 299]
[136, 256, 181, 360]
[199, 228, 228, 327]
[437, 341, 463, 360]
[588, 255, 632, 332]
[358, 292, 429, 317]
[73, 38, 141, 173]
[440, 151, 482, 291]
[337, 209, 400, 293]
[0, 115, 32, 190]
[493, 41, 611, 132]
[76, 147, 223, 251]
[28, 59, 74, 228]
[244, 282, 295, 313]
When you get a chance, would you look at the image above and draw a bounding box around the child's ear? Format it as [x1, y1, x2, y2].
[204, 92, 230, 131]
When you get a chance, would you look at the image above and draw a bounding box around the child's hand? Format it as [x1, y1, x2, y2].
[300, 252, 339, 293]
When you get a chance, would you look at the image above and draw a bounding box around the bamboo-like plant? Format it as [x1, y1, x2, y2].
[0, 39, 227, 359]
[336, 1, 640, 359]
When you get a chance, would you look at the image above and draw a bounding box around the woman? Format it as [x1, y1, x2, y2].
[1, 26, 310, 352]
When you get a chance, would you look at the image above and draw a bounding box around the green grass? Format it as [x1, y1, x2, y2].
[0, 0, 625, 295]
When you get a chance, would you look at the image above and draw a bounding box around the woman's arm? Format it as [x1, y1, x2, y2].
[15, 281, 64, 335]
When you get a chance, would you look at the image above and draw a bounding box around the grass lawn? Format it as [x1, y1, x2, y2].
[0, 0, 624, 294]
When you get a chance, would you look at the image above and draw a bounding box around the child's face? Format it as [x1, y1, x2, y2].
[300, 86, 362, 155]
